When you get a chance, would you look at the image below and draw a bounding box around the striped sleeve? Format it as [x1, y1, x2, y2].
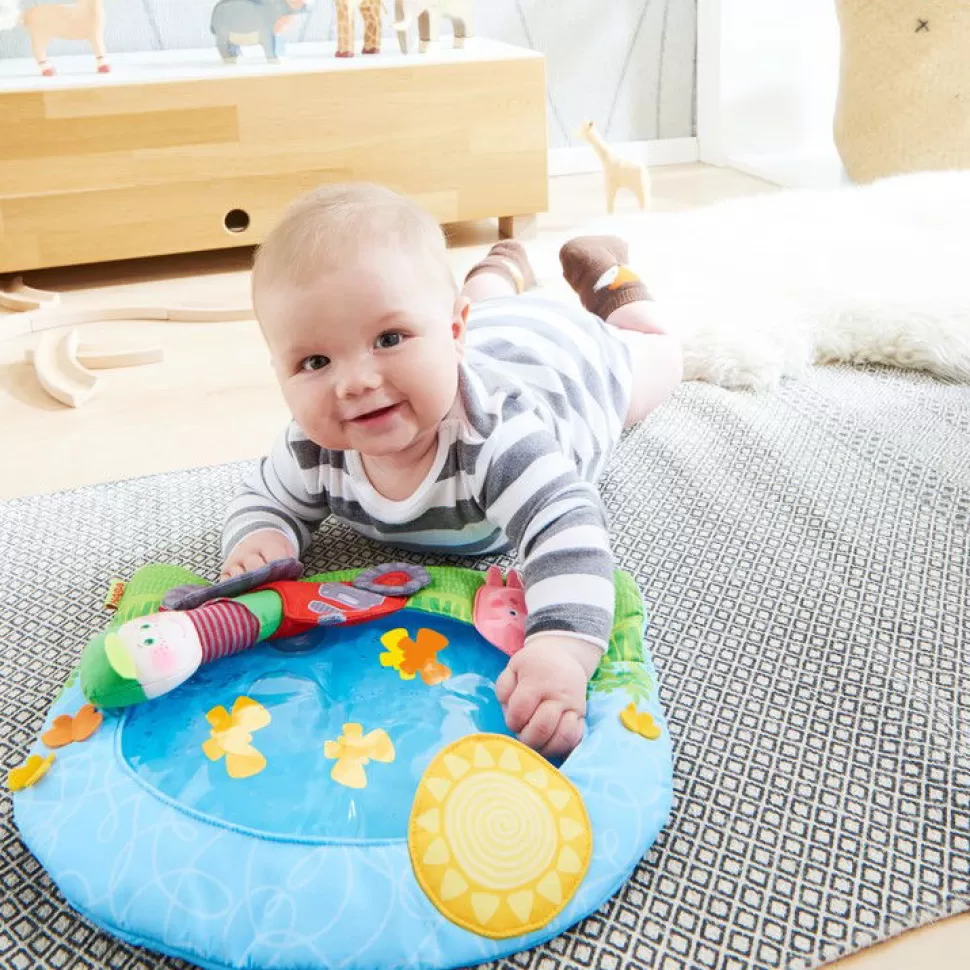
[476, 410, 615, 652]
[221, 422, 332, 559]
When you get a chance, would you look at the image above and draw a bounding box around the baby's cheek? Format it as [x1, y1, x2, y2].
[287, 394, 338, 448]
[149, 644, 178, 675]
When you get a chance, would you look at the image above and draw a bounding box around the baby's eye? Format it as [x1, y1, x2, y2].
[299, 355, 330, 372]
[375, 331, 404, 350]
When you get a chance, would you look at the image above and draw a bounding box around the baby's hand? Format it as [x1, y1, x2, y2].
[495, 635, 601, 759]
[220, 530, 298, 580]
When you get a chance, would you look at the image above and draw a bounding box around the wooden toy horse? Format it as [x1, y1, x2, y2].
[0, 0, 110, 77]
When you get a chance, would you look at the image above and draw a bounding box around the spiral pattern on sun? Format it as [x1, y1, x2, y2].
[408, 734, 592, 939]
[445, 770, 556, 890]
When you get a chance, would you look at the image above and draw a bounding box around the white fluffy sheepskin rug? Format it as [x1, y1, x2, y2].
[535, 170, 970, 390]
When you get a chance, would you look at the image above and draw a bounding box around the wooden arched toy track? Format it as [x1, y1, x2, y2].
[1, 277, 254, 408]
[24, 342, 165, 369]
[3, 303, 255, 338]
[32, 330, 100, 408]
[26, 334, 167, 408]
[0, 278, 61, 313]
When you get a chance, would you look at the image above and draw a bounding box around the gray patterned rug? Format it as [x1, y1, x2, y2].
[1, 365, 968, 970]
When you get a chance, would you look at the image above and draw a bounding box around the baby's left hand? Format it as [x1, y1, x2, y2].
[495, 635, 602, 759]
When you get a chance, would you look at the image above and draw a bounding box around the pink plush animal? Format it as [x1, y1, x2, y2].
[473, 566, 527, 657]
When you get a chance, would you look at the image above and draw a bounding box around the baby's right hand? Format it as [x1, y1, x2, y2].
[220, 530, 298, 580]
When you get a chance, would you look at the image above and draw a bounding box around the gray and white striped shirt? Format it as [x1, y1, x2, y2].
[223, 294, 633, 651]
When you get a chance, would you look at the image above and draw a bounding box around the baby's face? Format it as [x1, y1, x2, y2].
[258, 246, 465, 460]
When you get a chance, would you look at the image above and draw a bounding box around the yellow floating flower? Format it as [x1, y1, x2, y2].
[201, 696, 271, 779]
[7, 753, 56, 792]
[323, 723, 395, 789]
[379, 627, 451, 686]
[409, 734, 591, 939]
[620, 702, 662, 740]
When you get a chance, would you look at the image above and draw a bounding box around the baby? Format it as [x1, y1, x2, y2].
[221, 182, 682, 758]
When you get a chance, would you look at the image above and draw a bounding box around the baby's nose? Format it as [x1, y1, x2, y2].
[336, 361, 382, 397]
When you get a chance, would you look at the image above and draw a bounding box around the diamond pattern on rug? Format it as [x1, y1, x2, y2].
[1, 365, 968, 970]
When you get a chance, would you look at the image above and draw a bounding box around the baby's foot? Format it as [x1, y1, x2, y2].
[464, 240, 537, 295]
[559, 235, 652, 322]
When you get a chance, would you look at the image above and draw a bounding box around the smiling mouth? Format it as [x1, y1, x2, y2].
[348, 403, 401, 425]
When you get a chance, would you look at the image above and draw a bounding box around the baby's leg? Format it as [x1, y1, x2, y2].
[560, 234, 683, 426]
[619, 330, 684, 427]
[462, 241, 536, 304]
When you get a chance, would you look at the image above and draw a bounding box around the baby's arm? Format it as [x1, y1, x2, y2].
[478, 417, 615, 756]
[221, 423, 332, 578]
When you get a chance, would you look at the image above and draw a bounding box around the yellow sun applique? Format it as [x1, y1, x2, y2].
[202, 696, 271, 779]
[620, 702, 662, 740]
[379, 627, 451, 685]
[409, 734, 592, 939]
[7, 753, 56, 792]
[323, 723, 395, 789]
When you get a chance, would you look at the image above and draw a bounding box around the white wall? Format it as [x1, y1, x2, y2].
[699, 0, 846, 187]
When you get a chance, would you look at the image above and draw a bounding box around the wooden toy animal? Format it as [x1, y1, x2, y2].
[579, 120, 651, 214]
[210, 0, 310, 64]
[334, 0, 382, 57]
[393, 0, 473, 53]
[0, 0, 109, 77]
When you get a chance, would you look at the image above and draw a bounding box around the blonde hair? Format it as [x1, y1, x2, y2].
[252, 182, 456, 305]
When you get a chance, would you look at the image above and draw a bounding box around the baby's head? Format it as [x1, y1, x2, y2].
[252, 182, 465, 461]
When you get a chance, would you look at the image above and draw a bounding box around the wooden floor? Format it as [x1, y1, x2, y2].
[0, 164, 967, 968]
[0, 164, 783, 500]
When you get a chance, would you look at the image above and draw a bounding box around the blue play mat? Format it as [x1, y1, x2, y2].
[12, 564, 673, 970]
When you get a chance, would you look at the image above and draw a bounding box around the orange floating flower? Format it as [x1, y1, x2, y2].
[619, 702, 662, 740]
[7, 753, 56, 792]
[41, 704, 103, 749]
[379, 628, 451, 685]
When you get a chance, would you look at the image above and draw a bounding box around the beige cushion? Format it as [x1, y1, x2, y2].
[834, 0, 970, 182]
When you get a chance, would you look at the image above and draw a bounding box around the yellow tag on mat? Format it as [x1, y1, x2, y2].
[103, 579, 127, 611]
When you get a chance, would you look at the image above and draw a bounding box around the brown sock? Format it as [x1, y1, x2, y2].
[464, 241, 536, 295]
[559, 235, 651, 320]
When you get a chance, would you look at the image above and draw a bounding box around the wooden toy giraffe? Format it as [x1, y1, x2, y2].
[0, 0, 110, 77]
[579, 121, 651, 214]
[334, 0, 382, 57]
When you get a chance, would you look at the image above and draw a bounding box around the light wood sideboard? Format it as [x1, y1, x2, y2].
[0, 38, 548, 273]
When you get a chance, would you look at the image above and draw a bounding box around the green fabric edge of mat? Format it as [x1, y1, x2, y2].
[57, 564, 651, 702]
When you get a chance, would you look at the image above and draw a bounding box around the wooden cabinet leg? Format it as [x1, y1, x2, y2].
[498, 214, 538, 239]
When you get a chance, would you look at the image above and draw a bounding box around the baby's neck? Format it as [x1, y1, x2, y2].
[358, 428, 440, 501]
